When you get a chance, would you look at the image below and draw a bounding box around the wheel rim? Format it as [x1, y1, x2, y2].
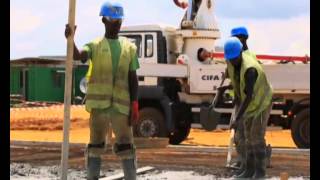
[299, 118, 309, 144]
[139, 119, 158, 137]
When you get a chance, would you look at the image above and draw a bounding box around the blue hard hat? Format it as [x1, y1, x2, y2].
[99, 2, 124, 19]
[231, 26, 249, 37]
[224, 37, 243, 60]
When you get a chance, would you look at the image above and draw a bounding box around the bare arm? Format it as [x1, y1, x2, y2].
[234, 94, 241, 112]
[64, 24, 89, 63]
[128, 70, 138, 102]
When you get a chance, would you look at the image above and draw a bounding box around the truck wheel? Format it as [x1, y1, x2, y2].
[291, 108, 309, 148]
[134, 107, 167, 137]
[169, 123, 191, 145]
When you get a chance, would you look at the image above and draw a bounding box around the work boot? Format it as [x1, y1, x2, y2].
[231, 152, 245, 176]
[235, 152, 255, 178]
[121, 158, 137, 180]
[229, 157, 242, 170]
[86, 157, 101, 180]
[233, 162, 245, 176]
[266, 144, 272, 168]
[252, 152, 267, 179]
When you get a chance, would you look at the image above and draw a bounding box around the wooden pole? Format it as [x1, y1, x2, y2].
[280, 172, 289, 180]
[60, 0, 76, 179]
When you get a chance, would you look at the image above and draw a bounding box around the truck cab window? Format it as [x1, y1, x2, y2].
[123, 35, 142, 58]
[145, 35, 153, 57]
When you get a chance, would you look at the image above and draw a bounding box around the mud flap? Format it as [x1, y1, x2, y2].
[200, 105, 221, 131]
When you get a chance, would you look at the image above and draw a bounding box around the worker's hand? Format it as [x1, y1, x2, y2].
[65, 24, 77, 38]
[130, 101, 139, 125]
[217, 85, 232, 92]
[230, 120, 238, 130]
[230, 116, 240, 129]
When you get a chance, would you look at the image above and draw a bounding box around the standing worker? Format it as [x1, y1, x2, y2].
[223, 37, 273, 179]
[65, 2, 140, 180]
[229, 26, 271, 174]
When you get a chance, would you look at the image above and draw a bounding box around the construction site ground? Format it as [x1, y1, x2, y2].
[10, 105, 310, 179]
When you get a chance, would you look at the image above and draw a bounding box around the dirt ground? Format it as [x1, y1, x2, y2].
[10, 105, 309, 179]
[10, 105, 296, 147]
[10, 141, 309, 179]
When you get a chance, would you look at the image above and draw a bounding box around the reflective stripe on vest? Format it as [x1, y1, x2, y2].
[227, 52, 273, 119]
[86, 94, 130, 107]
[85, 36, 136, 115]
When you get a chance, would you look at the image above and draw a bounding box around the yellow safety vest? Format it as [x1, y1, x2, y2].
[243, 50, 256, 59]
[243, 50, 263, 64]
[227, 50, 256, 98]
[227, 53, 273, 119]
[85, 36, 137, 115]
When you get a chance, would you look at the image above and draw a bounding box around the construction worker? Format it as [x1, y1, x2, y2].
[231, 26, 262, 64]
[223, 37, 273, 179]
[229, 26, 271, 174]
[197, 48, 214, 64]
[65, 2, 139, 180]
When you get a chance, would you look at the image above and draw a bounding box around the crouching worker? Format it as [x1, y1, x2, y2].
[223, 37, 273, 179]
[64, 2, 140, 179]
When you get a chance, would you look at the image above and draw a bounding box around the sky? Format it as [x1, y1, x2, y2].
[10, 0, 310, 59]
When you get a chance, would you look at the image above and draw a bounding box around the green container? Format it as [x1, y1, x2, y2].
[10, 67, 22, 94]
[10, 63, 88, 104]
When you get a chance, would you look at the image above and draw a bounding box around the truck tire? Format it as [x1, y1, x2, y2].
[291, 108, 309, 148]
[134, 107, 167, 137]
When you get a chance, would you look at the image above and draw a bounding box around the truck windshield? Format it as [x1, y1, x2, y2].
[122, 35, 142, 58]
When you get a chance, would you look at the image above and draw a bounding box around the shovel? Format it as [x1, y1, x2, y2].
[226, 108, 236, 168]
[200, 73, 227, 131]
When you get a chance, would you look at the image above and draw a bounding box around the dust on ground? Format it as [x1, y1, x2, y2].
[10, 163, 309, 180]
[11, 141, 310, 179]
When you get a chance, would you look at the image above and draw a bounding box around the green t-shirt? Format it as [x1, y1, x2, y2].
[83, 37, 140, 77]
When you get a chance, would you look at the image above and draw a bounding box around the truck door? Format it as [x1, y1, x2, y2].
[141, 33, 158, 85]
[141, 33, 157, 64]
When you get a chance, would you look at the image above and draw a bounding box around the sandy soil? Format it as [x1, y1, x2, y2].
[10, 105, 296, 147]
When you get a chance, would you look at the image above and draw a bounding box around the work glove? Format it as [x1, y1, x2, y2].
[129, 101, 139, 126]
